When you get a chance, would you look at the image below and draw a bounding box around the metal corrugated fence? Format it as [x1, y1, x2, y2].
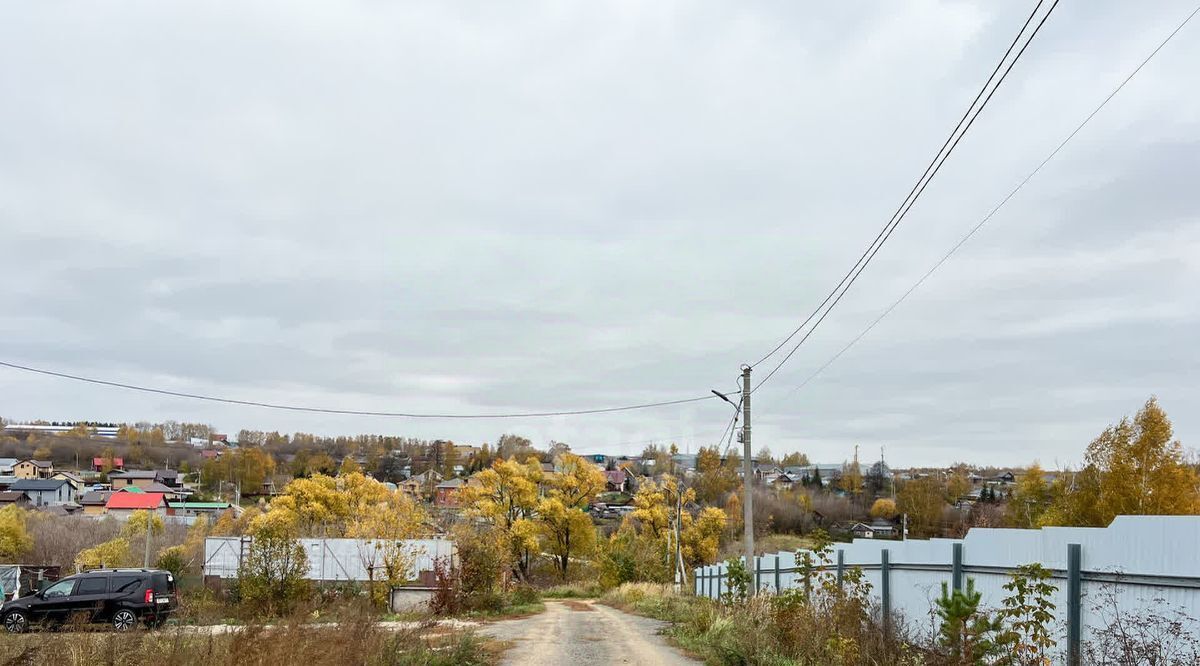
[204, 537, 455, 582]
[694, 516, 1200, 665]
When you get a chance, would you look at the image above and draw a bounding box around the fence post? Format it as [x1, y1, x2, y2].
[881, 548, 891, 634]
[836, 549, 845, 587]
[1067, 543, 1082, 666]
[952, 543, 964, 593]
[754, 556, 761, 593]
[718, 563, 724, 598]
[774, 555, 781, 593]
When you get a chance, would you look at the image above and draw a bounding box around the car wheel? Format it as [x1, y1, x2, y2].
[112, 609, 138, 632]
[3, 610, 29, 634]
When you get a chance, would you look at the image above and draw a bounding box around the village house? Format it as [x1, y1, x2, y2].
[92, 457, 125, 472]
[103, 491, 168, 519]
[0, 491, 32, 509]
[0, 459, 17, 476]
[79, 490, 114, 516]
[604, 469, 628, 493]
[848, 522, 877, 539]
[51, 471, 86, 494]
[12, 459, 54, 480]
[108, 469, 182, 491]
[400, 470, 443, 499]
[10, 478, 76, 506]
[434, 478, 466, 507]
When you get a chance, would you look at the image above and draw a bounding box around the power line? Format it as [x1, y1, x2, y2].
[751, 0, 1050, 371]
[751, 0, 1060, 393]
[0, 359, 718, 419]
[768, 1, 1200, 405]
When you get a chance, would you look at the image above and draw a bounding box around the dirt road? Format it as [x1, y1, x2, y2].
[479, 600, 699, 665]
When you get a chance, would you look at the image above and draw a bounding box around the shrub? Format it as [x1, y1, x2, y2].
[721, 557, 750, 604]
[156, 545, 188, 578]
[508, 583, 540, 607]
[541, 582, 604, 598]
[237, 516, 310, 616]
[995, 563, 1057, 665]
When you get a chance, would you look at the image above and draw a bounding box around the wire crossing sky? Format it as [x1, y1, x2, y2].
[1, 1, 1197, 465]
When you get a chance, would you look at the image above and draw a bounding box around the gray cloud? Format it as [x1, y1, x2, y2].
[1, 1, 1197, 465]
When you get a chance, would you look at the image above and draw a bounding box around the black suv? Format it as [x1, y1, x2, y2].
[1, 568, 176, 633]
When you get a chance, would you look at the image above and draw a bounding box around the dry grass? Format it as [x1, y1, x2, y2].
[540, 581, 604, 599]
[600, 582, 922, 665]
[0, 611, 494, 666]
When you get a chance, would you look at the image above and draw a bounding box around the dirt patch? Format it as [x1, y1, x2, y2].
[562, 600, 595, 612]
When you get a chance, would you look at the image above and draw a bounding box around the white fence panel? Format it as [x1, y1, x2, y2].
[204, 537, 455, 582]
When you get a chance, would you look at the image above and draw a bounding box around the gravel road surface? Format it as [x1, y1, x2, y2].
[479, 599, 699, 665]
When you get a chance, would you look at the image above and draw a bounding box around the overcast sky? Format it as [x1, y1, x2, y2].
[2, 1, 1197, 467]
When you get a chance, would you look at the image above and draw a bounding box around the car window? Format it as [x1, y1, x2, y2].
[110, 575, 144, 594]
[76, 577, 108, 595]
[152, 573, 175, 594]
[43, 579, 75, 598]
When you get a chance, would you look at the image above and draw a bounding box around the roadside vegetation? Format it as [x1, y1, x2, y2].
[0, 610, 495, 666]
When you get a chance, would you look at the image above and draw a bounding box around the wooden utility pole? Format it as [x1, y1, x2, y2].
[741, 365, 754, 594]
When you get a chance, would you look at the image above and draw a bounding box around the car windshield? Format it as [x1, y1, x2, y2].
[42, 579, 74, 599]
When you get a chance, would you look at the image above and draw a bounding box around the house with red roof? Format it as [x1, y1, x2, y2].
[92, 457, 125, 472]
[104, 491, 168, 519]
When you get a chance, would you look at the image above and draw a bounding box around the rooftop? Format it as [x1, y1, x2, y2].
[110, 470, 158, 479]
[168, 501, 231, 510]
[19, 460, 53, 468]
[10, 479, 68, 491]
[80, 490, 114, 505]
[105, 492, 167, 510]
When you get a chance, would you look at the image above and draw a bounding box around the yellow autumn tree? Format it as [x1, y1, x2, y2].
[1041, 398, 1199, 527]
[619, 475, 725, 578]
[869, 498, 898, 520]
[680, 507, 726, 569]
[1007, 463, 1052, 528]
[0, 506, 32, 559]
[839, 450, 864, 497]
[459, 456, 544, 578]
[347, 490, 429, 607]
[538, 453, 605, 579]
[268, 472, 427, 540]
[946, 464, 972, 504]
[76, 538, 132, 569]
[897, 476, 945, 538]
[693, 446, 737, 504]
